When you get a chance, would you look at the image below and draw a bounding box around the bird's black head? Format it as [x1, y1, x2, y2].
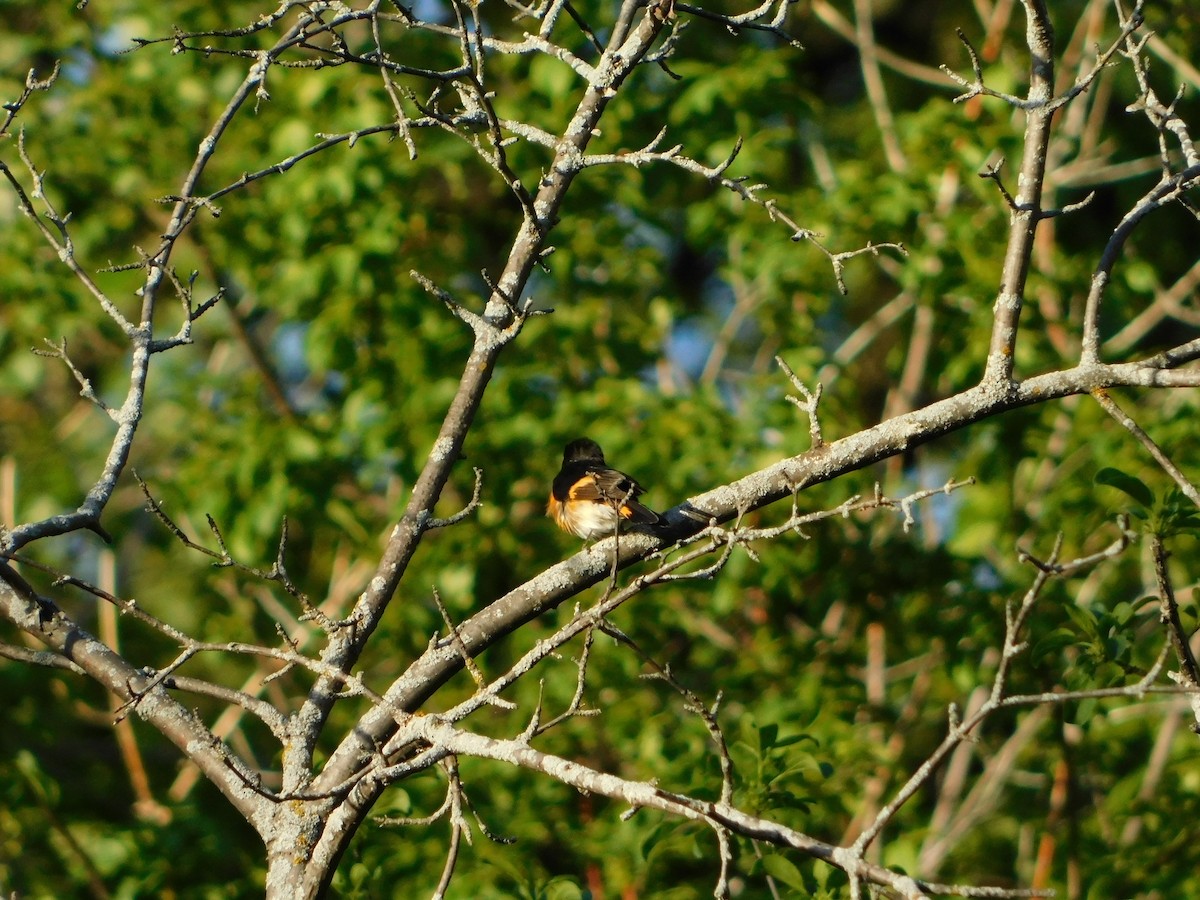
[562, 438, 605, 465]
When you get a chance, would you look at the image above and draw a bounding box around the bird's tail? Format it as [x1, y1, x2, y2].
[619, 499, 660, 526]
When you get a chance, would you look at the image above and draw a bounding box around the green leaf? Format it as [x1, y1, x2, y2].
[762, 789, 813, 812]
[758, 722, 780, 752]
[1074, 699, 1098, 731]
[1064, 604, 1101, 639]
[639, 820, 676, 862]
[772, 732, 820, 750]
[541, 876, 584, 900]
[761, 853, 809, 890]
[1111, 601, 1135, 626]
[1031, 627, 1081, 660]
[1095, 467, 1154, 509]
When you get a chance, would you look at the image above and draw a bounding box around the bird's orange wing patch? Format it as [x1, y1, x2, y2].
[566, 473, 605, 502]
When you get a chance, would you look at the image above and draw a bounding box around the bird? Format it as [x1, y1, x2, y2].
[547, 438, 660, 540]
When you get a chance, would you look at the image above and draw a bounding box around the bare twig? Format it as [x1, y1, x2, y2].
[1150, 535, 1200, 732]
[776, 356, 824, 448]
[1091, 389, 1200, 507]
[0, 61, 61, 137]
[427, 468, 485, 529]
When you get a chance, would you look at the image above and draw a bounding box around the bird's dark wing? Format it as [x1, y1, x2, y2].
[551, 459, 660, 528]
[578, 466, 659, 525]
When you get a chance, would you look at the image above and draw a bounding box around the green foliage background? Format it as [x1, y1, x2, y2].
[2, 0, 1200, 897]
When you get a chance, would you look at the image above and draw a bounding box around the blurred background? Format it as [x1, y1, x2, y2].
[2, 1, 1199, 896]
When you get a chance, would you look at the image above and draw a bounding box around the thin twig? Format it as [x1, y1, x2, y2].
[1091, 389, 1200, 507]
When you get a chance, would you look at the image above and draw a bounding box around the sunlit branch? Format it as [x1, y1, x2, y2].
[0, 61, 60, 138]
[396, 714, 1049, 899]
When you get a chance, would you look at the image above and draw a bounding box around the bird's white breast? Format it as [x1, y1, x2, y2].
[562, 501, 621, 540]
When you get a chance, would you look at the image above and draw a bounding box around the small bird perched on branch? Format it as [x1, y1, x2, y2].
[547, 438, 660, 540]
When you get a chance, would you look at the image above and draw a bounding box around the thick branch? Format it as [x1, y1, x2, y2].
[982, 1, 1056, 384]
